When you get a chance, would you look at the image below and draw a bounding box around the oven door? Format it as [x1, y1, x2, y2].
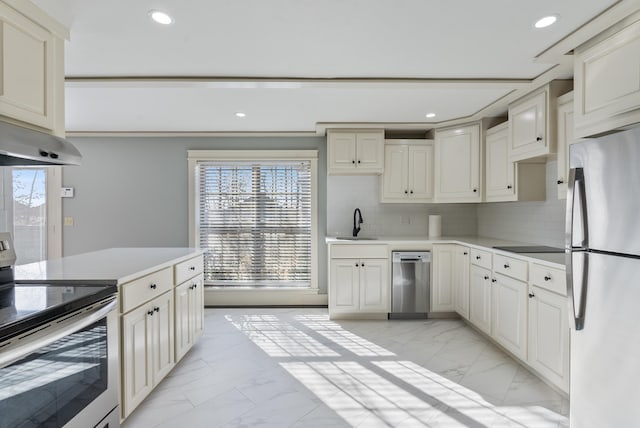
[0, 297, 119, 428]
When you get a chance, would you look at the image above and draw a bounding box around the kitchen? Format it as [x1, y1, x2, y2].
[0, 0, 639, 427]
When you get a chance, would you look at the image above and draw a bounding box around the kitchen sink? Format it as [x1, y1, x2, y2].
[335, 236, 378, 241]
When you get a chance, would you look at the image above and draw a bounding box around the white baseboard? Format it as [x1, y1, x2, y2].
[204, 287, 328, 306]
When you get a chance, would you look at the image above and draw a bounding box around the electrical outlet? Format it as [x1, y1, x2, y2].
[64, 217, 74, 226]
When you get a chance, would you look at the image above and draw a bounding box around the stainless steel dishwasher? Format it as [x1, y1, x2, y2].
[390, 251, 431, 319]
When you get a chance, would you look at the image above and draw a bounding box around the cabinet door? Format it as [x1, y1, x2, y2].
[528, 286, 570, 393]
[359, 259, 389, 312]
[330, 259, 360, 313]
[408, 144, 434, 201]
[381, 144, 408, 200]
[574, 18, 640, 138]
[174, 280, 192, 362]
[509, 92, 546, 160]
[355, 132, 384, 172]
[328, 133, 357, 172]
[122, 304, 153, 418]
[0, 4, 55, 130]
[492, 273, 528, 360]
[150, 292, 175, 384]
[469, 265, 492, 334]
[453, 247, 470, 319]
[191, 274, 205, 342]
[556, 95, 573, 199]
[486, 126, 515, 200]
[435, 125, 481, 202]
[431, 245, 456, 312]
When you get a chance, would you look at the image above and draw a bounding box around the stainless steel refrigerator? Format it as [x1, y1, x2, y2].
[567, 125, 640, 427]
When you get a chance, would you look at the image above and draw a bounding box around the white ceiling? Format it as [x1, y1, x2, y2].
[32, 0, 621, 134]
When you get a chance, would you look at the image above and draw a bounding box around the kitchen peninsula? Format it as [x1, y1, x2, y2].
[15, 247, 205, 420]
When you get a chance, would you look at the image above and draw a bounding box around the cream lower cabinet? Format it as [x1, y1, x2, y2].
[380, 140, 434, 202]
[330, 258, 388, 315]
[122, 291, 174, 418]
[469, 264, 492, 335]
[329, 244, 389, 317]
[432, 244, 468, 313]
[434, 124, 482, 202]
[175, 274, 205, 361]
[120, 254, 204, 420]
[492, 273, 528, 360]
[527, 264, 570, 393]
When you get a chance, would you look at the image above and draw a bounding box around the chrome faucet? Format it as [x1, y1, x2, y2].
[353, 208, 364, 237]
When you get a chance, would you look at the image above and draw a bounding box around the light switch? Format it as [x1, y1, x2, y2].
[64, 217, 74, 226]
[61, 187, 74, 198]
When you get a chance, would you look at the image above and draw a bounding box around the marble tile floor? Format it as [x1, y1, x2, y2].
[122, 308, 569, 428]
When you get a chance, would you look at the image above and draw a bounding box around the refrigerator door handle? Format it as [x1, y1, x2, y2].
[567, 250, 588, 331]
[566, 167, 588, 250]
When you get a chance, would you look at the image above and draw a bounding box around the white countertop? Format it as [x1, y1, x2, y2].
[326, 236, 566, 268]
[15, 247, 204, 285]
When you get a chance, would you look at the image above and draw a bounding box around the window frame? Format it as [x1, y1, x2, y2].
[188, 150, 318, 291]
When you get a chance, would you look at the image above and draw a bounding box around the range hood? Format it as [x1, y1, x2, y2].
[0, 121, 81, 166]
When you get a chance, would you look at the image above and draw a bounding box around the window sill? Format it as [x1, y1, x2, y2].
[204, 286, 327, 306]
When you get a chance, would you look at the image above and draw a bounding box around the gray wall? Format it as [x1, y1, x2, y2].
[477, 160, 565, 247]
[62, 136, 328, 291]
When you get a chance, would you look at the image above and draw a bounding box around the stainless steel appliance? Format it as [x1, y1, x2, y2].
[0, 233, 118, 428]
[390, 251, 430, 319]
[566, 125, 640, 427]
[0, 120, 82, 166]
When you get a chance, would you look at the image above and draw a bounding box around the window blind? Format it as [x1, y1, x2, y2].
[197, 160, 312, 287]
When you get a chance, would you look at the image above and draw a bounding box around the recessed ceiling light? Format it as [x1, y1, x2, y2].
[235, 112, 246, 118]
[425, 113, 436, 118]
[534, 15, 558, 29]
[149, 10, 174, 25]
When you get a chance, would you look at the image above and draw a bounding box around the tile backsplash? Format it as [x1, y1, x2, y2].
[326, 175, 478, 237]
[327, 161, 565, 247]
[477, 160, 566, 247]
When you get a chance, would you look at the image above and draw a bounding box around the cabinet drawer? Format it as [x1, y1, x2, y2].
[530, 264, 566, 296]
[331, 244, 388, 259]
[121, 267, 173, 313]
[493, 254, 527, 281]
[175, 255, 204, 284]
[470, 248, 492, 269]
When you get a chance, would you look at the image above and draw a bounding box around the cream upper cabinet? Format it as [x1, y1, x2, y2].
[485, 122, 546, 203]
[327, 129, 384, 174]
[434, 123, 482, 202]
[556, 91, 574, 199]
[574, 15, 640, 138]
[380, 139, 434, 203]
[485, 123, 515, 200]
[0, 0, 67, 135]
[508, 81, 572, 162]
[328, 244, 389, 317]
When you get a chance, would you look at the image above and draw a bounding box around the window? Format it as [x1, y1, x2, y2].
[2, 167, 61, 265]
[189, 150, 317, 289]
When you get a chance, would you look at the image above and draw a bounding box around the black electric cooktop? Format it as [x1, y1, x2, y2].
[0, 283, 117, 342]
[492, 245, 565, 254]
